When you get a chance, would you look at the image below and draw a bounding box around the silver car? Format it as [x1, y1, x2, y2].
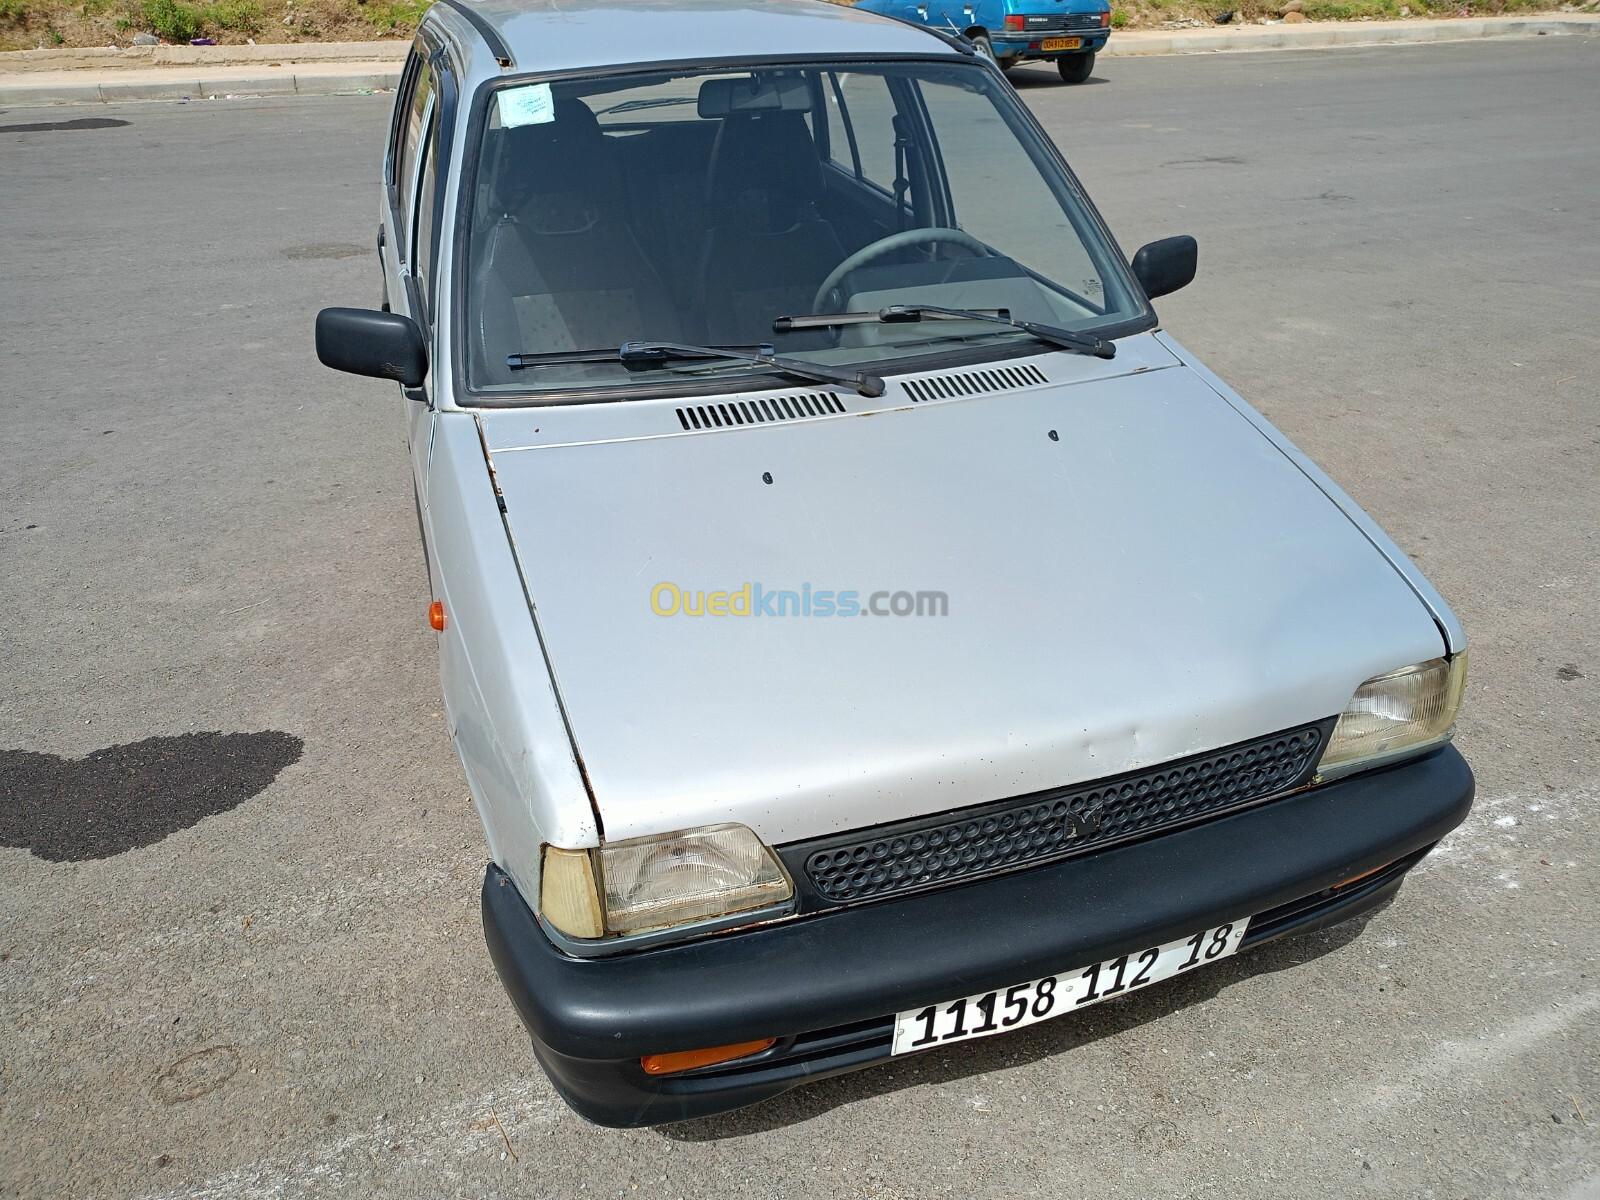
[315, 0, 1473, 1127]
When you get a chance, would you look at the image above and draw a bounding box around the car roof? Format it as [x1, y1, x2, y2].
[431, 0, 964, 78]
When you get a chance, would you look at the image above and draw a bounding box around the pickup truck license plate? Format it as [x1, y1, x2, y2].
[1041, 36, 1083, 51]
[890, 918, 1250, 1055]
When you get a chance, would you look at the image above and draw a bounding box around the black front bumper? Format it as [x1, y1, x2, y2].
[482, 745, 1473, 1128]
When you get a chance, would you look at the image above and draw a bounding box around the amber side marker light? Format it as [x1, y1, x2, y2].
[428, 601, 446, 631]
[1333, 861, 1393, 890]
[640, 1039, 777, 1076]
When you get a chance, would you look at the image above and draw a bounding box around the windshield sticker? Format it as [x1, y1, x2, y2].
[497, 83, 555, 129]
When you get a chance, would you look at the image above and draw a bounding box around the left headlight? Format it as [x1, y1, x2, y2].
[1316, 653, 1468, 781]
[540, 823, 793, 941]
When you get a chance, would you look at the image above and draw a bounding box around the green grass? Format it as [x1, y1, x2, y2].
[133, 0, 262, 39]
[1110, 7, 1131, 26]
[363, 0, 427, 33]
[1303, 0, 1397, 17]
[140, 0, 198, 39]
[206, 0, 260, 32]
[0, 0, 32, 24]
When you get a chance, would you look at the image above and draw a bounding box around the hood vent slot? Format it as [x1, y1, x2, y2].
[902, 362, 1047, 403]
[675, 391, 845, 431]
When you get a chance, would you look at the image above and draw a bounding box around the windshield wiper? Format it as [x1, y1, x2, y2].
[596, 96, 697, 116]
[774, 304, 1116, 360]
[506, 341, 886, 398]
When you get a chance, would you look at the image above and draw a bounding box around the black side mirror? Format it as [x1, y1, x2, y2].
[316, 307, 428, 388]
[1130, 235, 1198, 300]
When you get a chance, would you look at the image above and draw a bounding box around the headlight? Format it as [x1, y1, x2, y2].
[1316, 653, 1467, 780]
[540, 823, 793, 940]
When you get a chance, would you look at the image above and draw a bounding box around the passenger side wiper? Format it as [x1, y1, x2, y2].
[774, 304, 1116, 360]
[595, 96, 697, 116]
[506, 341, 886, 398]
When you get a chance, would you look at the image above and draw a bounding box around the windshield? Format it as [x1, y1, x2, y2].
[463, 59, 1146, 397]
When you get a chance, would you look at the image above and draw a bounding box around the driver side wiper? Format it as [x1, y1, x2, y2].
[507, 341, 886, 398]
[774, 304, 1116, 360]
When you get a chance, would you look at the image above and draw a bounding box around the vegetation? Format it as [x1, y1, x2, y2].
[0, 0, 1584, 50]
[1109, 0, 1573, 25]
[141, 0, 198, 40]
[362, 0, 425, 33]
[0, 0, 393, 47]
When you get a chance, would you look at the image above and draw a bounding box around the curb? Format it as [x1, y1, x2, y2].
[0, 67, 399, 106]
[0, 39, 406, 73]
[0, 15, 1594, 108]
[1102, 14, 1596, 56]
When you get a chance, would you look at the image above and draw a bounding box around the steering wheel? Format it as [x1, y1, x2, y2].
[811, 227, 992, 314]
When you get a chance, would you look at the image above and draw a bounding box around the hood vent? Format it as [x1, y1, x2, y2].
[902, 362, 1047, 403]
[676, 391, 846, 431]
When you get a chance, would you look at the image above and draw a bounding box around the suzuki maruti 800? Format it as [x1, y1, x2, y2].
[316, 0, 1474, 1126]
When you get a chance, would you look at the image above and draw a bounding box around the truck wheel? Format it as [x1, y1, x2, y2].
[1057, 51, 1095, 84]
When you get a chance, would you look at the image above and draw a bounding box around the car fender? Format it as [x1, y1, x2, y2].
[424, 412, 599, 909]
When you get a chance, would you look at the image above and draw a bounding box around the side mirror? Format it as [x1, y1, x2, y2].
[315, 307, 428, 389]
[1130, 235, 1198, 300]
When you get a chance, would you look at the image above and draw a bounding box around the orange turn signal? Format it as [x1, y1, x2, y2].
[640, 1039, 776, 1076]
[1334, 861, 1390, 890]
[428, 600, 446, 632]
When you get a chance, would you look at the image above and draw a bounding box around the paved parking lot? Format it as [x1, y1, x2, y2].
[3, 34, 1598, 1200]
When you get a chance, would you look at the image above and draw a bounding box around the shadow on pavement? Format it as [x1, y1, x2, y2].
[1006, 70, 1111, 90]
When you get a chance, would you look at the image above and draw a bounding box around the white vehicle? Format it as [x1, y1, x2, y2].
[315, 0, 1474, 1126]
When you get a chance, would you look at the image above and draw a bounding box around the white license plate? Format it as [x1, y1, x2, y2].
[891, 918, 1250, 1055]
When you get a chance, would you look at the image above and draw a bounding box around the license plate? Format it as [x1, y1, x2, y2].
[891, 918, 1250, 1055]
[1042, 36, 1083, 51]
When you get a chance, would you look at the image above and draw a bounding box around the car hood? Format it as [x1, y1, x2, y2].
[482, 339, 1444, 846]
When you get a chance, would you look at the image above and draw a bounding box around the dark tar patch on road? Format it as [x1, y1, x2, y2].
[0, 731, 302, 862]
[0, 117, 130, 134]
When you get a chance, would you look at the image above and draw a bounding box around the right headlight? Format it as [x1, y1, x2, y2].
[1316, 653, 1467, 781]
[539, 823, 794, 942]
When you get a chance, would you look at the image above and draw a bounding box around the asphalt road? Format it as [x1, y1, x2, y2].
[3, 34, 1598, 1200]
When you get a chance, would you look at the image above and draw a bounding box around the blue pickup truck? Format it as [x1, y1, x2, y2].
[853, 0, 1113, 82]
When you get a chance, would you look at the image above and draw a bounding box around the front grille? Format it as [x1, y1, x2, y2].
[791, 722, 1330, 907]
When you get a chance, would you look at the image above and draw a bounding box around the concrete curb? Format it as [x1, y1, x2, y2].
[1103, 13, 1597, 56]
[0, 39, 407, 73]
[0, 63, 399, 106]
[1, 14, 1594, 108]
